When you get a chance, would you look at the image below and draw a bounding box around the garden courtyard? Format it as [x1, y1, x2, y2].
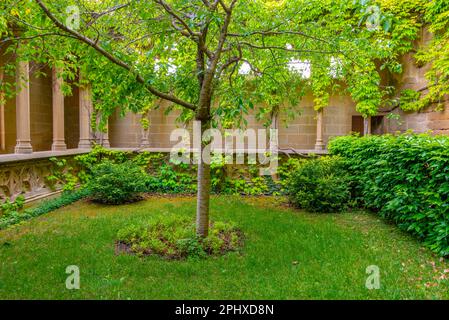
[1, 195, 448, 300]
[1, 0, 449, 303]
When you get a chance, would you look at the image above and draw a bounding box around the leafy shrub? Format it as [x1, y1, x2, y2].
[146, 163, 197, 194]
[48, 158, 79, 192]
[287, 156, 351, 213]
[116, 216, 243, 259]
[87, 160, 148, 204]
[329, 133, 449, 256]
[0, 189, 89, 230]
[0, 195, 25, 217]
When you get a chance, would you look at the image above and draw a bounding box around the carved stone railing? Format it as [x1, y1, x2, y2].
[0, 149, 90, 203]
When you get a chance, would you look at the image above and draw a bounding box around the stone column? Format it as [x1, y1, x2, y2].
[102, 121, 110, 148]
[315, 109, 325, 150]
[78, 76, 93, 149]
[140, 113, 151, 148]
[0, 69, 5, 151]
[14, 60, 33, 154]
[364, 116, 372, 136]
[94, 111, 110, 147]
[51, 67, 67, 151]
[98, 116, 110, 148]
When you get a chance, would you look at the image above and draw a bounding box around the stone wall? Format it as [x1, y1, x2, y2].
[277, 94, 356, 150]
[107, 93, 357, 151]
[109, 109, 143, 148]
[1, 26, 448, 156]
[387, 28, 449, 135]
[147, 101, 191, 149]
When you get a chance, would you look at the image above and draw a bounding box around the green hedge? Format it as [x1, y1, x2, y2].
[329, 133, 449, 256]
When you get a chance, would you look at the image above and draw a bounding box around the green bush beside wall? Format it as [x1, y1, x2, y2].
[329, 133, 449, 256]
[286, 156, 351, 213]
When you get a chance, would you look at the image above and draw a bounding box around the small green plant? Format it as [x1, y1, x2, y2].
[0, 195, 25, 217]
[48, 157, 78, 191]
[116, 216, 243, 259]
[0, 189, 89, 230]
[287, 156, 351, 213]
[87, 160, 148, 205]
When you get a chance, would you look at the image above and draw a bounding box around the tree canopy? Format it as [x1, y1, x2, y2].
[1, 0, 445, 124]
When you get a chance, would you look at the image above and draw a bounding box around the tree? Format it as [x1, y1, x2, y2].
[0, 0, 427, 236]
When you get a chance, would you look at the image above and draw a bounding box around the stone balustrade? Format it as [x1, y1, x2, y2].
[0, 149, 89, 203]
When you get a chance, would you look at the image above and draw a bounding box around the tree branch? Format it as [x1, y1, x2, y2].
[216, 44, 242, 78]
[34, 0, 197, 111]
[154, 0, 200, 39]
[85, 3, 131, 28]
[239, 42, 338, 55]
[228, 30, 330, 44]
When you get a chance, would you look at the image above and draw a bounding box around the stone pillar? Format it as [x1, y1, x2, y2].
[315, 109, 325, 150]
[98, 117, 110, 148]
[14, 60, 33, 154]
[51, 67, 67, 151]
[102, 121, 110, 148]
[78, 76, 93, 149]
[0, 69, 5, 151]
[140, 128, 150, 148]
[140, 113, 150, 148]
[364, 116, 372, 136]
[94, 111, 110, 147]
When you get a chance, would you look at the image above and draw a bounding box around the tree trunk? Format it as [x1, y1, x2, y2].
[196, 118, 211, 237]
[196, 152, 211, 237]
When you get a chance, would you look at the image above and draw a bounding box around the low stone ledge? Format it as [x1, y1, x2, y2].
[0, 149, 91, 165]
[110, 147, 329, 155]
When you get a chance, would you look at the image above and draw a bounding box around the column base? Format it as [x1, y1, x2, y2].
[140, 138, 150, 148]
[140, 129, 150, 148]
[52, 141, 67, 151]
[315, 141, 325, 151]
[102, 139, 110, 148]
[78, 139, 92, 149]
[15, 141, 33, 154]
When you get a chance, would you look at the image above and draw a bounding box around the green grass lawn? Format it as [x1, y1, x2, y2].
[0, 196, 448, 300]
